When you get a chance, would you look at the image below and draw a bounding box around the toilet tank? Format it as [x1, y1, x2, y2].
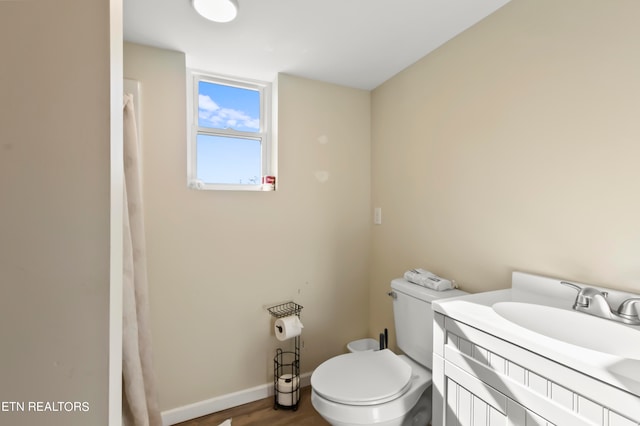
[391, 278, 467, 369]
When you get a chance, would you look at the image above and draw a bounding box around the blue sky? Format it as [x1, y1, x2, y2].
[196, 81, 262, 184]
[198, 81, 260, 132]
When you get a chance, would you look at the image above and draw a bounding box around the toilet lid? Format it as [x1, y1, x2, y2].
[311, 349, 412, 405]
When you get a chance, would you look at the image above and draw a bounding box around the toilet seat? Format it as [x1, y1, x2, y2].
[311, 349, 412, 406]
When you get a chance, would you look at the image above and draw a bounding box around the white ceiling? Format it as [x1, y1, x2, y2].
[124, 0, 511, 91]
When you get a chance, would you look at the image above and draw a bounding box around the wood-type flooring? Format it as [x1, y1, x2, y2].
[175, 386, 330, 426]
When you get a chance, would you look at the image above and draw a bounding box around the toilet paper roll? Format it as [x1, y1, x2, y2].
[276, 374, 300, 406]
[274, 315, 304, 341]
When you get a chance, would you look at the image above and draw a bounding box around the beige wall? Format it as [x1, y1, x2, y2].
[0, 0, 112, 425]
[124, 43, 371, 410]
[370, 0, 640, 338]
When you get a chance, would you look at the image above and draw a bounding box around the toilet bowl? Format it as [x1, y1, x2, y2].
[311, 277, 467, 426]
[311, 350, 432, 426]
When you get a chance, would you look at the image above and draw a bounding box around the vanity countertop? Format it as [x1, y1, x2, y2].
[432, 272, 640, 397]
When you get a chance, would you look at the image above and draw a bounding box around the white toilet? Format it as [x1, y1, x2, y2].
[311, 278, 466, 426]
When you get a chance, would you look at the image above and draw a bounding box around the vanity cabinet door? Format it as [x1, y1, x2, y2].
[433, 313, 640, 426]
[445, 376, 521, 426]
[444, 361, 551, 426]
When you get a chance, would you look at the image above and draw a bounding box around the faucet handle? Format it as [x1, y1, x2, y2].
[561, 281, 589, 308]
[560, 281, 581, 293]
[617, 298, 640, 320]
[561, 282, 608, 298]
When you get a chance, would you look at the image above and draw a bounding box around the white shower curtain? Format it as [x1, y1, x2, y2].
[122, 94, 162, 426]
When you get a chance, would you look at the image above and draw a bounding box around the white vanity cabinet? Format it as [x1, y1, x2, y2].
[432, 312, 640, 426]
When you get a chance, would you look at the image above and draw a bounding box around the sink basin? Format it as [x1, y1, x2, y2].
[492, 302, 640, 360]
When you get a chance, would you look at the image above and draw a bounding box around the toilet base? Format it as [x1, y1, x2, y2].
[312, 386, 431, 426]
[400, 387, 431, 426]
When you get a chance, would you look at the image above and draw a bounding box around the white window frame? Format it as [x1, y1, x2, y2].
[187, 70, 273, 191]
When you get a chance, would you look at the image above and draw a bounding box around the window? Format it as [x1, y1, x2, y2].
[187, 71, 273, 190]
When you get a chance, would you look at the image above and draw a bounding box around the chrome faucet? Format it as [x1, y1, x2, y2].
[561, 281, 611, 317]
[561, 281, 640, 325]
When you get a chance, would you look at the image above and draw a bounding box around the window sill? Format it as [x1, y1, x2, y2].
[188, 182, 275, 192]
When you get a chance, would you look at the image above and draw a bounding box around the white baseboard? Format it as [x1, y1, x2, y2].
[161, 372, 312, 426]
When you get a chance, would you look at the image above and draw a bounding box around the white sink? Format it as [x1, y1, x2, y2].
[492, 302, 640, 360]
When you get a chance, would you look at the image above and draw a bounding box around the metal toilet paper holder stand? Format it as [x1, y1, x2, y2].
[268, 301, 303, 411]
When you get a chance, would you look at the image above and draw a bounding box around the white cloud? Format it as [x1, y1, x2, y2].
[198, 96, 259, 131]
[199, 94, 219, 113]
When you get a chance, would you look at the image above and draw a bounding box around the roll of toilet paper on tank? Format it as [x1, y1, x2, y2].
[274, 315, 303, 341]
[277, 374, 300, 406]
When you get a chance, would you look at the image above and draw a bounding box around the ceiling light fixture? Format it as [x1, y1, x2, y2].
[192, 0, 239, 23]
